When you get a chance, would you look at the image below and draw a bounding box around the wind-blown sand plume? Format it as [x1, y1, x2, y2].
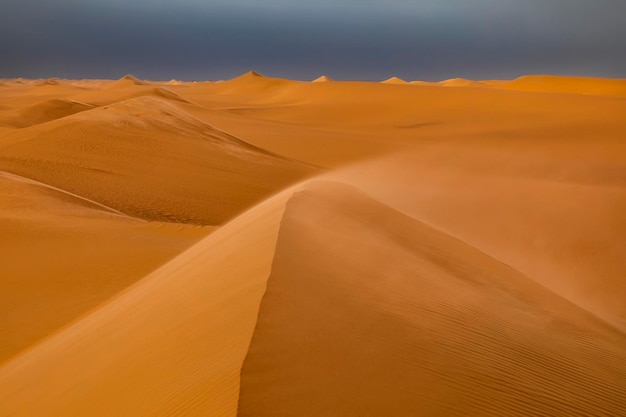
[333, 142, 626, 329]
[439, 77, 484, 87]
[312, 75, 333, 82]
[0, 187, 292, 417]
[0, 96, 315, 225]
[0, 98, 94, 128]
[502, 75, 626, 97]
[0, 171, 209, 363]
[381, 76, 408, 84]
[238, 181, 626, 417]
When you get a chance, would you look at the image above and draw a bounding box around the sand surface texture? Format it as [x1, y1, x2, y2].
[1, 73, 625, 416]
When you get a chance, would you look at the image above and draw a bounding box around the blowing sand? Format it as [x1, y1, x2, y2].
[1, 73, 625, 416]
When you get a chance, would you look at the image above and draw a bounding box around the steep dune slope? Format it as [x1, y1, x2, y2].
[0, 171, 209, 364]
[239, 181, 626, 417]
[0, 96, 315, 225]
[0, 187, 292, 417]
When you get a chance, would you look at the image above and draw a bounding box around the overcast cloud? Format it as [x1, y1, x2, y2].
[0, 0, 624, 80]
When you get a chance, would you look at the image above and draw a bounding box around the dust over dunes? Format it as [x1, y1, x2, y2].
[1, 72, 625, 416]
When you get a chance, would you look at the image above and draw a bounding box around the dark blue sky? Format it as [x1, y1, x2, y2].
[1, 0, 624, 81]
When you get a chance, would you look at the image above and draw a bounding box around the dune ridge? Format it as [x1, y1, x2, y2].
[0, 181, 295, 416]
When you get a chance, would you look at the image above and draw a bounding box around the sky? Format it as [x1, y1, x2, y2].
[0, 0, 624, 81]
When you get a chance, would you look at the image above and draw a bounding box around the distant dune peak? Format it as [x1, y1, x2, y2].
[106, 74, 148, 88]
[120, 74, 141, 82]
[312, 75, 333, 83]
[241, 70, 263, 78]
[382, 76, 408, 84]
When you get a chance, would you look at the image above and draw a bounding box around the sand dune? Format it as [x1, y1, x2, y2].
[1, 74, 625, 416]
[122, 86, 191, 103]
[312, 75, 333, 82]
[106, 74, 149, 89]
[0, 184, 292, 416]
[0, 98, 94, 128]
[381, 76, 408, 84]
[239, 181, 626, 416]
[0, 170, 209, 364]
[212, 71, 296, 94]
[0, 96, 315, 224]
[439, 77, 484, 87]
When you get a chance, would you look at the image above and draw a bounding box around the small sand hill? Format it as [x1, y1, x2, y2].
[106, 74, 149, 89]
[409, 80, 436, 86]
[0, 171, 208, 363]
[238, 181, 626, 417]
[34, 78, 61, 86]
[381, 76, 408, 84]
[503, 75, 626, 97]
[0, 185, 292, 417]
[312, 75, 333, 83]
[0, 98, 94, 128]
[0, 96, 315, 225]
[439, 77, 483, 87]
[213, 71, 294, 94]
[121, 87, 191, 103]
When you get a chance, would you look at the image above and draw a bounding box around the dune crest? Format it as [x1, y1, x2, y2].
[0, 183, 293, 417]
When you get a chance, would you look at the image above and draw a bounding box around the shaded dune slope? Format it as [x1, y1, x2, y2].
[238, 181, 626, 417]
[0, 96, 315, 225]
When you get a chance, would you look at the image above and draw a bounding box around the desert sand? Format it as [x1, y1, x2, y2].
[1, 72, 625, 416]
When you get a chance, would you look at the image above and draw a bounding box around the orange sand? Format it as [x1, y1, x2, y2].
[1, 73, 625, 416]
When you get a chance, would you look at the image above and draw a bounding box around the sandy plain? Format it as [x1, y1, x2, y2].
[1, 72, 625, 416]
